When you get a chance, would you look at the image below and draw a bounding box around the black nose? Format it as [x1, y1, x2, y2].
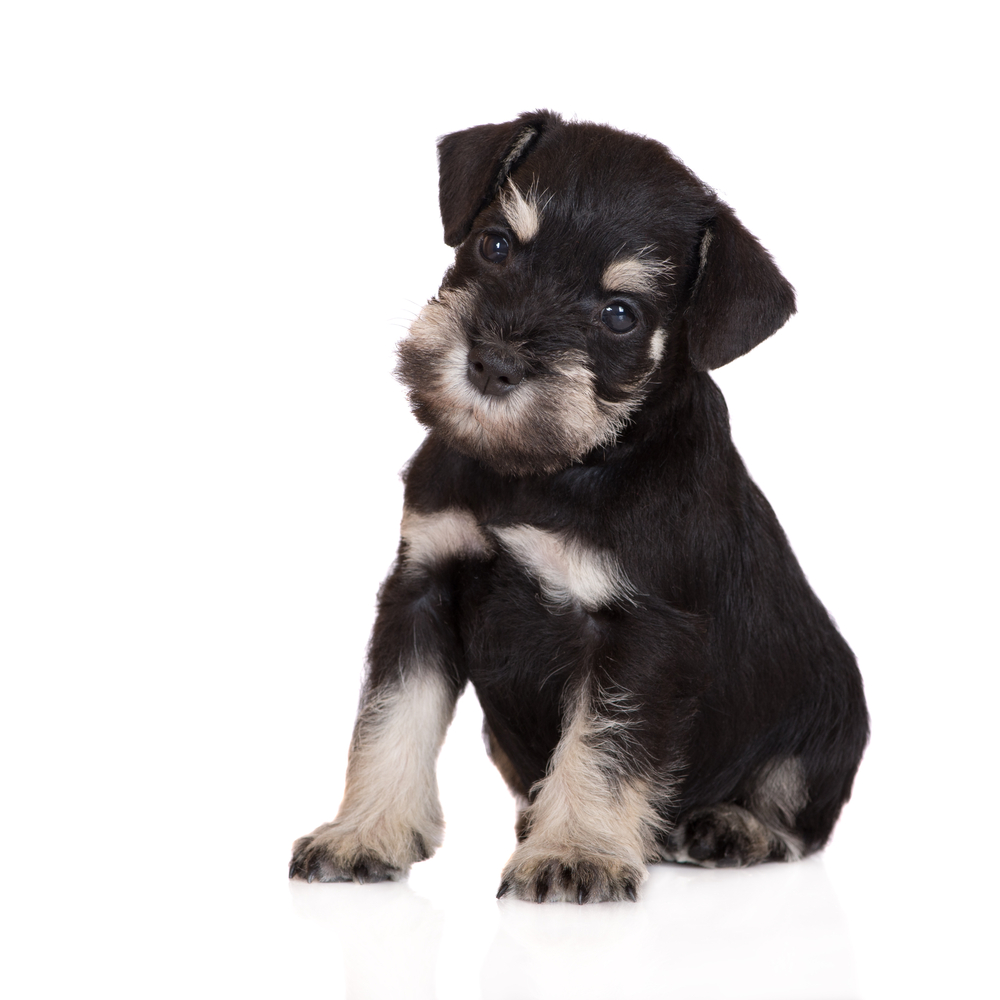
[467, 346, 525, 396]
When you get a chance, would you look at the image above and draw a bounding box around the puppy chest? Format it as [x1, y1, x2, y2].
[483, 522, 635, 613]
[403, 507, 633, 678]
[405, 504, 625, 595]
[403, 498, 620, 601]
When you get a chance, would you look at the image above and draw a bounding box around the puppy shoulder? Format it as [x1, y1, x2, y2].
[397, 435, 502, 569]
[401, 434, 486, 508]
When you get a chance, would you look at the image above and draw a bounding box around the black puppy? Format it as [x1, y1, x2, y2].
[290, 111, 868, 903]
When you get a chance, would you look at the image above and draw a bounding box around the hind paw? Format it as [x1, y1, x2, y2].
[665, 804, 789, 868]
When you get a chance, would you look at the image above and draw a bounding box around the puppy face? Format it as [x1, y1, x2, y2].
[397, 113, 794, 476]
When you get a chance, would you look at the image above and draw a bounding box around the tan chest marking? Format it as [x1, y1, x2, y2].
[400, 507, 492, 570]
[491, 524, 633, 611]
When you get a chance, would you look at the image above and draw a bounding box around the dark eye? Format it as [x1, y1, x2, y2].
[480, 233, 510, 264]
[601, 302, 638, 333]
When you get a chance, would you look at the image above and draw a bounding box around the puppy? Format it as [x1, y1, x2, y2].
[289, 111, 868, 903]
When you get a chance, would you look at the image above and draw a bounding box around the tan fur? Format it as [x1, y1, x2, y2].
[491, 524, 634, 611]
[694, 229, 713, 293]
[601, 253, 674, 295]
[750, 756, 807, 860]
[499, 127, 537, 177]
[299, 670, 457, 874]
[544, 351, 645, 454]
[404, 288, 647, 473]
[500, 681, 666, 901]
[648, 328, 667, 363]
[500, 181, 542, 242]
[401, 507, 492, 569]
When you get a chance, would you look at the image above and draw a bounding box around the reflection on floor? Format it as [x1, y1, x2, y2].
[289, 855, 858, 1000]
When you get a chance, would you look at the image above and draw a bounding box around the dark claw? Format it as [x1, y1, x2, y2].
[574, 866, 594, 902]
[496, 879, 511, 899]
[306, 872, 315, 883]
[535, 875, 549, 904]
[624, 882, 637, 902]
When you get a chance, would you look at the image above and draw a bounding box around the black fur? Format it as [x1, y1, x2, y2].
[290, 112, 868, 902]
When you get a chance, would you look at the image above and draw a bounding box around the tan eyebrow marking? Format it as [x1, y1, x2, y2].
[601, 254, 674, 295]
[499, 182, 543, 242]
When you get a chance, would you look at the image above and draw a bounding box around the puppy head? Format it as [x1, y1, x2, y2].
[397, 111, 795, 476]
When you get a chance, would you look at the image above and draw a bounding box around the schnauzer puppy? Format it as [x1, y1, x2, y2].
[289, 111, 868, 903]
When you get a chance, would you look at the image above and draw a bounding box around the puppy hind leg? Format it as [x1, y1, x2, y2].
[665, 804, 788, 867]
[289, 665, 459, 883]
[665, 757, 808, 867]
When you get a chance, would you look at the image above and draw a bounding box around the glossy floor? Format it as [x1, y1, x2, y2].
[7, 687, 990, 1000]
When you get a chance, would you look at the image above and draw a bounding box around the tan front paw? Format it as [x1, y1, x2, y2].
[288, 822, 433, 884]
[496, 845, 645, 903]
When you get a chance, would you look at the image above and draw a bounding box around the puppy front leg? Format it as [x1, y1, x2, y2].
[498, 678, 665, 903]
[290, 560, 463, 883]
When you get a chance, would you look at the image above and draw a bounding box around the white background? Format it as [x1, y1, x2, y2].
[2, 2, 997, 997]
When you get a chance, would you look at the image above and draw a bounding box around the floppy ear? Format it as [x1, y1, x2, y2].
[683, 204, 796, 370]
[437, 110, 558, 247]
